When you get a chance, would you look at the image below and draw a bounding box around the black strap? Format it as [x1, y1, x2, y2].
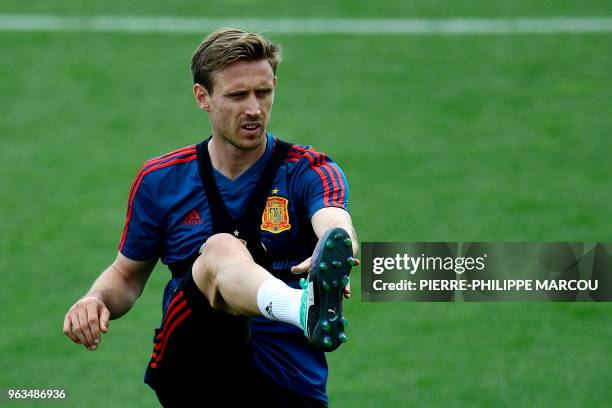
[168, 137, 301, 279]
[195, 137, 291, 234]
[167, 252, 200, 277]
[195, 137, 234, 233]
[163, 138, 294, 354]
[194, 137, 291, 269]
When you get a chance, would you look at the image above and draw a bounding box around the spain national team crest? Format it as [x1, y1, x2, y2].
[261, 196, 291, 233]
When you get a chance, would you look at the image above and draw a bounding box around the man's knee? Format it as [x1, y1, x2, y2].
[192, 233, 251, 309]
[201, 233, 249, 259]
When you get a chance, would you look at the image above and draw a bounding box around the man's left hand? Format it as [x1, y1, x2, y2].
[290, 257, 359, 299]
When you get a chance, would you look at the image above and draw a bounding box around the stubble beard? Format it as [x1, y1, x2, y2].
[222, 126, 267, 151]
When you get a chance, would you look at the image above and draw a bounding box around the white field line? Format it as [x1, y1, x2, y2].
[1, 15, 612, 35]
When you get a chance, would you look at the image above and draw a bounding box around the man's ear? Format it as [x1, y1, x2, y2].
[194, 83, 211, 112]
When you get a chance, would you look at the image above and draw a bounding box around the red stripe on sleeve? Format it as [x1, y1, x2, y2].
[119, 154, 197, 252]
[312, 166, 331, 207]
[126, 146, 195, 201]
[291, 145, 347, 209]
[313, 161, 339, 205]
[319, 162, 340, 205]
[305, 150, 341, 205]
[291, 146, 335, 207]
[306, 154, 332, 207]
[327, 162, 346, 207]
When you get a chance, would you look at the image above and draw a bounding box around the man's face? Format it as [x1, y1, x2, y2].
[195, 59, 276, 151]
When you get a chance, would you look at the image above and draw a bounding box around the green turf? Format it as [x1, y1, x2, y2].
[1, 6, 612, 408]
[2, 0, 612, 17]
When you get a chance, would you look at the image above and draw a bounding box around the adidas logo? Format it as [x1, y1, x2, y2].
[181, 209, 203, 225]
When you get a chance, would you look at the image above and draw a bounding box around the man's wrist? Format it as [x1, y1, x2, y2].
[82, 292, 105, 304]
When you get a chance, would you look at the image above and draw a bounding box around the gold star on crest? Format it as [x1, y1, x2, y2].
[271, 188, 279, 194]
[233, 230, 240, 236]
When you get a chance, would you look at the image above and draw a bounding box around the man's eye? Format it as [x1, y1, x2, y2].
[256, 90, 271, 97]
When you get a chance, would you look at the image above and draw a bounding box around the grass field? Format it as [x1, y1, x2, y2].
[1, 2, 612, 407]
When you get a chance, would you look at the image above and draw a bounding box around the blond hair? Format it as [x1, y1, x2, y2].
[191, 28, 282, 93]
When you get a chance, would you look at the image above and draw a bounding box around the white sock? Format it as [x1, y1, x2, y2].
[256, 278, 303, 329]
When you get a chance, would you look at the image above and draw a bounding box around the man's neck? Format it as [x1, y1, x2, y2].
[208, 135, 268, 181]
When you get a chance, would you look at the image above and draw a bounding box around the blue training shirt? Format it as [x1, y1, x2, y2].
[119, 133, 349, 402]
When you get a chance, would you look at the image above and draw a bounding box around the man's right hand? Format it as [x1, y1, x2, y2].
[63, 296, 110, 351]
[62, 253, 156, 351]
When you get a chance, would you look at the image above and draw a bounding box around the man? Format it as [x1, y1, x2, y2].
[63, 28, 358, 407]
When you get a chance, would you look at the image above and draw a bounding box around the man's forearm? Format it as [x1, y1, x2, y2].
[85, 262, 149, 319]
[311, 208, 359, 257]
[339, 223, 359, 257]
[64, 254, 155, 348]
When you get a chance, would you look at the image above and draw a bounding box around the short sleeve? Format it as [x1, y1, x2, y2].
[118, 168, 162, 261]
[293, 151, 350, 219]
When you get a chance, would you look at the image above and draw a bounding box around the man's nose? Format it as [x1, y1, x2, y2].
[244, 93, 262, 116]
